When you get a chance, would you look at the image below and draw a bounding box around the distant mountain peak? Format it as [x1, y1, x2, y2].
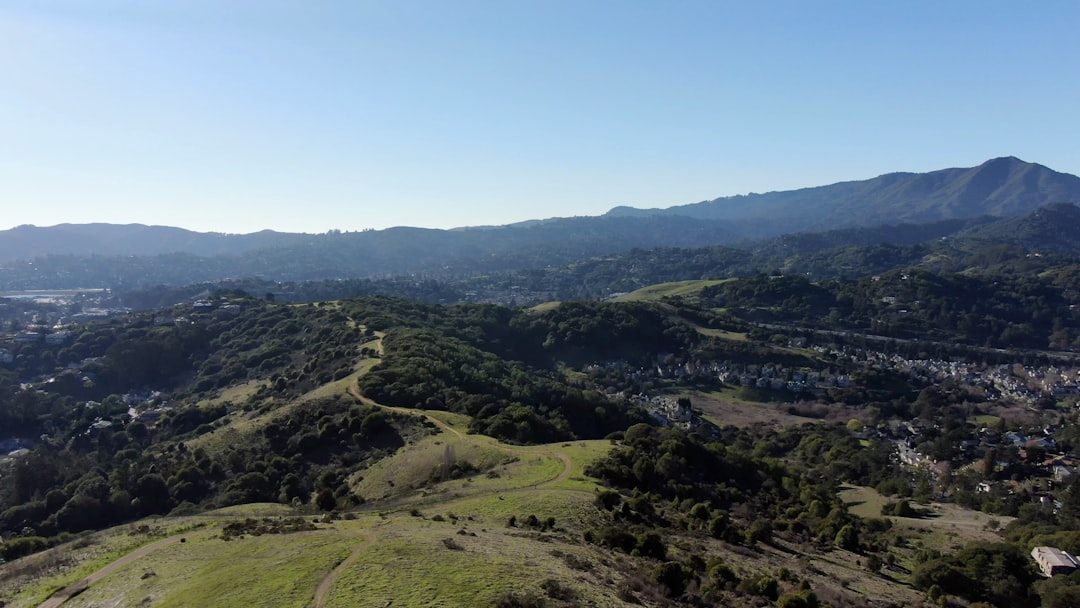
[604, 157, 1080, 235]
[971, 155, 1036, 175]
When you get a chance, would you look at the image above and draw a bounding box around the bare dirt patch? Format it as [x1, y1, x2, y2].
[689, 391, 819, 427]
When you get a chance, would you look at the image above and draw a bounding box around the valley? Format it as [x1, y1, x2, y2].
[4, 160, 1080, 607]
[7, 0, 1080, 601]
[1, 332, 1000, 608]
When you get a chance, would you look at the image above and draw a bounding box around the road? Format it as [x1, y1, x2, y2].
[753, 320, 1080, 362]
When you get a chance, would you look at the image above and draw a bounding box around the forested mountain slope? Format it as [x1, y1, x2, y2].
[607, 156, 1080, 234]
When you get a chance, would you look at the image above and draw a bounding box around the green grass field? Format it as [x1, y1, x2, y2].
[969, 414, 1001, 426]
[694, 326, 748, 341]
[528, 301, 562, 313]
[59, 525, 357, 608]
[612, 279, 734, 303]
[4, 427, 616, 608]
[0, 519, 211, 608]
[324, 513, 626, 608]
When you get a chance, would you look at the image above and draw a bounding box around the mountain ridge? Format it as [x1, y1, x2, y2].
[605, 156, 1080, 234]
[3, 158, 1079, 289]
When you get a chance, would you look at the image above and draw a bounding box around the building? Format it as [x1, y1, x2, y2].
[1032, 546, 1080, 577]
[45, 331, 70, 345]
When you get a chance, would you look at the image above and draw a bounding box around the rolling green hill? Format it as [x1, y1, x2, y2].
[0, 337, 956, 608]
[612, 279, 734, 302]
[1, 290, 1073, 607]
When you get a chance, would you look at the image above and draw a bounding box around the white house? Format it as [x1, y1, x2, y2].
[1032, 546, 1080, 577]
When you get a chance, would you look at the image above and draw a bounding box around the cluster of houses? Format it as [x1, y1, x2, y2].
[0, 293, 131, 365]
[877, 419, 1077, 484]
[1, 295, 252, 373]
[587, 356, 855, 397]
[124, 389, 172, 426]
[628, 394, 697, 429]
[824, 346, 1080, 407]
[152, 299, 244, 327]
[76, 390, 172, 436]
[715, 363, 850, 395]
[0, 314, 75, 354]
[586, 340, 1080, 528]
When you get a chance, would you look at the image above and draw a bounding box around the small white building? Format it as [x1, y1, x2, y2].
[1032, 546, 1080, 577]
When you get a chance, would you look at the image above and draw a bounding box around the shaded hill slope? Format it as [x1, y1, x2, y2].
[0, 216, 735, 288]
[607, 157, 1080, 235]
[955, 202, 1080, 254]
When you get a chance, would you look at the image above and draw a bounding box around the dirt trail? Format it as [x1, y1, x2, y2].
[38, 534, 187, 608]
[535, 452, 573, 488]
[347, 349, 572, 487]
[311, 537, 369, 608]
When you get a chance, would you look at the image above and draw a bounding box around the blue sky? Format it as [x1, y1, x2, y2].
[2, 1, 1078, 234]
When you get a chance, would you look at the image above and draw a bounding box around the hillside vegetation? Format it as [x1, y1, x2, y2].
[7, 278, 1080, 606]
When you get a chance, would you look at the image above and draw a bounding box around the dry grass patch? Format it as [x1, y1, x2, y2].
[59, 525, 354, 608]
[0, 518, 209, 608]
[528, 301, 562, 313]
[612, 279, 734, 303]
[351, 432, 517, 502]
[690, 390, 819, 428]
[840, 485, 1012, 547]
[326, 518, 628, 608]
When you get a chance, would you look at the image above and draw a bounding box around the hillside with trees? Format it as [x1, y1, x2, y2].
[2, 159, 1079, 292]
[608, 156, 1080, 233]
[7, 265, 1080, 605]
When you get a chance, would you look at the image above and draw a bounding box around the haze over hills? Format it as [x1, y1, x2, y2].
[0, 216, 739, 267]
[0, 223, 300, 262]
[2, 158, 1079, 290]
[606, 156, 1080, 234]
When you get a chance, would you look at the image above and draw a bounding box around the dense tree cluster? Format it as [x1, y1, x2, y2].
[587, 424, 873, 551]
[358, 328, 652, 444]
[911, 542, 1038, 607]
[702, 268, 1080, 349]
[583, 424, 902, 604]
[0, 395, 414, 559]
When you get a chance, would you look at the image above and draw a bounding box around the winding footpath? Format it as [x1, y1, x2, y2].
[347, 379, 572, 488]
[346, 331, 574, 488]
[310, 537, 369, 608]
[38, 534, 189, 608]
[318, 376, 575, 608]
[38, 340, 575, 608]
